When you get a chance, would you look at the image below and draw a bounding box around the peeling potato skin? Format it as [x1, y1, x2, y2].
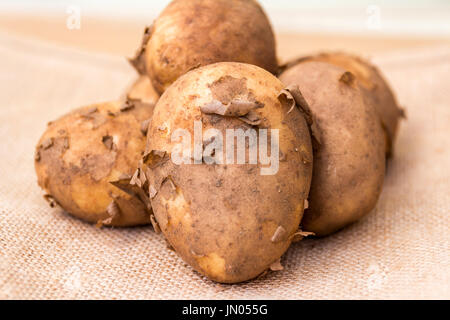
[279, 62, 386, 236]
[146, 62, 313, 283]
[293, 53, 403, 157]
[35, 102, 153, 227]
[145, 0, 278, 94]
[126, 75, 160, 106]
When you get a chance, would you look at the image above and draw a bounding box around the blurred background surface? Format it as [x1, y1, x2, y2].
[1, 0, 449, 60]
[0, 1, 449, 300]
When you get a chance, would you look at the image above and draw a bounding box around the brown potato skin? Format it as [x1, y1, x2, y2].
[145, 0, 278, 94]
[146, 62, 313, 283]
[295, 52, 403, 157]
[35, 102, 153, 227]
[280, 62, 386, 236]
[126, 75, 160, 106]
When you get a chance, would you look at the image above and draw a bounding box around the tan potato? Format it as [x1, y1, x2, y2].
[287, 52, 404, 157]
[279, 62, 386, 236]
[35, 101, 154, 227]
[131, 0, 278, 94]
[142, 62, 313, 283]
[126, 75, 160, 106]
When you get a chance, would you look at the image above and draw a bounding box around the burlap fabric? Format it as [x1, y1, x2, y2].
[0, 31, 449, 299]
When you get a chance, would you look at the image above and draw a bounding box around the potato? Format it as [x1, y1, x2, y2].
[286, 52, 404, 157]
[35, 101, 154, 227]
[126, 75, 160, 106]
[279, 62, 386, 236]
[141, 62, 313, 283]
[130, 0, 278, 94]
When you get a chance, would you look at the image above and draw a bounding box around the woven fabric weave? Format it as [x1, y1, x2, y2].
[0, 32, 449, 299]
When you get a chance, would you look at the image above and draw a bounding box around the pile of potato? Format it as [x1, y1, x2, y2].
[35, 0, 404, 283]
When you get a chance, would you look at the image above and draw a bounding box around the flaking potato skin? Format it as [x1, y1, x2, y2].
[145, 0, 278, 94]
[294, 52, 404, 157]
[145, 62, 313, 283]
[280, 62, 386, 236]
[35, 101, 154, 227]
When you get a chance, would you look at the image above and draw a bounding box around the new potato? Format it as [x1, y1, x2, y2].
[134, 0, 278, 94]
[280, 62, 386, 236]
[35, 101, 154, 227]
[144, 62, 313, 283]
[288, 52, 404, 156]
